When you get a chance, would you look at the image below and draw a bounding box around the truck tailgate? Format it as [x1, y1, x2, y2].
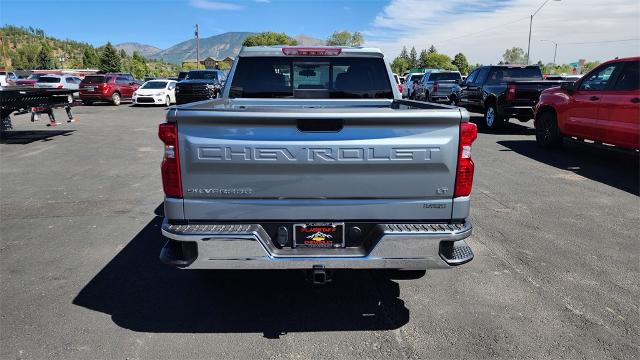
[510, 80, 565, 106]
[173, 104, 464, 220]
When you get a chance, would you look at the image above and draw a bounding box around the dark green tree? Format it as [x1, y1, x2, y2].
[326, 31, 364, 46]
[98, 42, 121, 72]
[452, 53, 470, 74]
[418, 49, 428, 68]
[130, 51, 148, 79]
[390, 57, 410, 74]
[37, 42, 54, 69]
[428, 45, 437, 54]
[409, 46, 418, 69]
[420, 52, 456, 70]
[399, 46, 409, 60]
[242, 32, 298, 46]
[82, 47, 99, 68]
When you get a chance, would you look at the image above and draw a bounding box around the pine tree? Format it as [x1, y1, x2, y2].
[37, 42, 53, 69]
[409, 46, 418, 69]
[418, 49, 428, 68]
[82, 47, 99, 68]
[399, 46, 409, 60]
[428, 45, 437, 54]
[99, 42, 121, 72]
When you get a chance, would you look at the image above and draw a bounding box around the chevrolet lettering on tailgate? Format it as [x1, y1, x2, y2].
[197, 146, 441, 163]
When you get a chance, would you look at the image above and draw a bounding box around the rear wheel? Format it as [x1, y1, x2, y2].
[483, 103, 504, 130]
[111, 92, 121, 106]
[535, 110, 563, 148]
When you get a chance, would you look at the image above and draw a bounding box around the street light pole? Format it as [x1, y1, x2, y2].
[526, 0, 561, 65]
[540, 39, 558, 65]
[195, 24, 200, 70]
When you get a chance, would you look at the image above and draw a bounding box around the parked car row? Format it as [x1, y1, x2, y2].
[398, 57, 638, 151]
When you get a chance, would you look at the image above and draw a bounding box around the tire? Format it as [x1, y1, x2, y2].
[483, 103, 504, 130]
[535, 110, 563, 148]
[82, 100, 93, 105]
[165, 95, 171, 106]
[111, 92, 121, 106]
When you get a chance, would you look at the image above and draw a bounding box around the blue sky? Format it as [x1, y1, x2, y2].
[1, 0, 386, 49]
[2, 0, 639, 64]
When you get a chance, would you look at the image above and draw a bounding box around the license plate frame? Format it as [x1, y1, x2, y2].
[293, 223, 345, 248]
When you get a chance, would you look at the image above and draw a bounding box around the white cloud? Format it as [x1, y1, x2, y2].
[365, 0, 640, 65]
[189, 0, 244, 10]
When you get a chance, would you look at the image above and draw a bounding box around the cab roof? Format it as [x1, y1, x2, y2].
[238, 46, 385, 58]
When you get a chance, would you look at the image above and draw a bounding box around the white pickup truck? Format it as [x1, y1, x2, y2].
[158, 46, 477, 282]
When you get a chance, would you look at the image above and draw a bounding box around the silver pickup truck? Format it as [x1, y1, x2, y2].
[415, 70, 462, 104]
[158, 46, 477, 282]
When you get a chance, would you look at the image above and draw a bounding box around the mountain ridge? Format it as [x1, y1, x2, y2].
[115, 32, 326, 65]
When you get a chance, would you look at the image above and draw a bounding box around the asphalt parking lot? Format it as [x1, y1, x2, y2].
[1, 104, 638, 360]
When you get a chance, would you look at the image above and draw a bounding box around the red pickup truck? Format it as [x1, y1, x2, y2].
[534, 57, 639, 150]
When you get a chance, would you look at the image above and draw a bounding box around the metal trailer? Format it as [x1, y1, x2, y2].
[0, 87, 77, 133]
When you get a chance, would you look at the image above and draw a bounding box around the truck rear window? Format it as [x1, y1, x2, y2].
[229, 57, 393, 99]
[428, 72, 461, 81]
[486, 67, 543, 84]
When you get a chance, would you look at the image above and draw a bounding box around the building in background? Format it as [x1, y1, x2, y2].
[181, 57, 234, 69]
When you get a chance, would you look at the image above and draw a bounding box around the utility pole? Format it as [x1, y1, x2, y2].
[540, 40, 558, 65]
[526, 0, 561, 65]
[195, 24, 200, 70]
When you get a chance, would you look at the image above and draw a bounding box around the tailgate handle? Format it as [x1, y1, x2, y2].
[297, 119, 343, 132]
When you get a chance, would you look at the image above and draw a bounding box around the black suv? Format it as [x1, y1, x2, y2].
[175, 69, 226, 104]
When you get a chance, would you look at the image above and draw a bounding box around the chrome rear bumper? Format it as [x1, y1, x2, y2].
[160, 219, 473, 270]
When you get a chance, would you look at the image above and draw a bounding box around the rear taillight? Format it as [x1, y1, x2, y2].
[454, 122, 478, 197]
[159, 123, 182, 198]
[433, 82, 439, 93]
[506, 84, 516, 102]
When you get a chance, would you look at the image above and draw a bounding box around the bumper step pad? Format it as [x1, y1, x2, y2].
[439, 240, 474, 266]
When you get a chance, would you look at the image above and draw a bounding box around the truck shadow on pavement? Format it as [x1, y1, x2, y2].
[73, 214, 410, 338]
[0, 130, 74, 144]
[498, 139, 639, 196]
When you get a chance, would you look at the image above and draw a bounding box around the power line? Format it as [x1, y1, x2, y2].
[431, 16, 530, 45]
[560, 38, 640, 45]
